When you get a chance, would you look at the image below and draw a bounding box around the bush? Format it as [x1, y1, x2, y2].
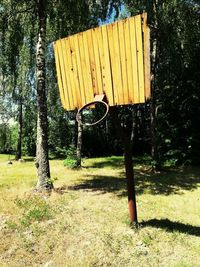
[63, 157, 77, 168]
[63, 145, 78, 169]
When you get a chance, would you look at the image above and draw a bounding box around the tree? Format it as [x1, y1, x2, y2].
[124, 0, 200, 166]
[76, 113, 82, 168]
[34, 0, 51, 190]
[0, 0, 122, 191]
[15, 93, 23, 160]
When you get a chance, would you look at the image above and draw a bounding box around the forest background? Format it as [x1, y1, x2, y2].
[0, 0, 200, 170]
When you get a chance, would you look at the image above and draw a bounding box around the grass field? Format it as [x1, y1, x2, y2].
[0, 154, 200, 267]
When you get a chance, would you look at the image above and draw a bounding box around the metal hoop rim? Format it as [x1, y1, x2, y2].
[76, 100, 109, 126]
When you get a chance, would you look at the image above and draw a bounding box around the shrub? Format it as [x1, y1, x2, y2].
[63, 145, 78, 169]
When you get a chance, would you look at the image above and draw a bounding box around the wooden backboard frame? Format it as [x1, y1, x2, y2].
[53, 13, 150, 111]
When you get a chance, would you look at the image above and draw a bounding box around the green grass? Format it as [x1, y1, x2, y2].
[0, 154, 200, 267]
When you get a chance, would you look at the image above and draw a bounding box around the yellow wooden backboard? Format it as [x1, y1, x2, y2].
[53, 13, 150, 111]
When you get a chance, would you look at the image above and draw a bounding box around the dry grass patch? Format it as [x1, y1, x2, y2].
[0, 155, 200, 266]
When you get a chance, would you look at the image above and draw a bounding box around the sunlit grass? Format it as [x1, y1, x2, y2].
[0, 154, 200, 266]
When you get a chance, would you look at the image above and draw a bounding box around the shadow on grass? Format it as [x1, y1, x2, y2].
[142, 219, 200, 237]
[67, 175, 126, 195]
[18, 157, 35, 162]
[64, 166, 200, 196]
[85, 156, 153, 169]
[82, 157, 200, 195]
[136, 167, 200, 195]
[85, 157, 124, 169]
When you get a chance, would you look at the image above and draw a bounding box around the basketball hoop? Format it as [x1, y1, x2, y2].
[76, 100, 109, 126]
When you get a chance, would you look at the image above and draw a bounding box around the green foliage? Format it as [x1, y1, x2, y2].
[22, 103, 37, 156]
[1, 0, 200, 167]
[0, 0, 119, 160]
[0, 123, 18, 154]
[47, 176, 58, 186]
[53, 147, 68, 158]
[63, 145, 78, 169]
[63, 158, 78, 169]
[123, 0, 200, 166]
[48, 99, 71, 158]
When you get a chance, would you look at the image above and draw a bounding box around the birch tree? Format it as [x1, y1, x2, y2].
[0, 0, 121, 191]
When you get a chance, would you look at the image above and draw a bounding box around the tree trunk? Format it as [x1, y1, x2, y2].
[35, 0, 52, 191]
[130, 106, 136, 144]
[110, 107, 138, 225]
[15, 96, 22, 160]
[150, 0, 160, 170]
[76, 113, 82, 168]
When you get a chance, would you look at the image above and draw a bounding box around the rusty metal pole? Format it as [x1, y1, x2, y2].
[124, 135, 138, 224]
[110, 107, 138, 225]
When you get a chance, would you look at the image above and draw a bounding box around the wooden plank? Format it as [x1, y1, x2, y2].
[68, 36, 82, 108]
[129, 17, 139, 103]
[113, 22, 123, 105]
[73, 34, 86, 106]
[78, 32, 94, 104]
[95, 27, 106, 93]
[82, 33, 94, 103]
[124, 19, 134, 104]
[91, 28, 103, 95]
[53, 42, 67, 109]
[118, 20, 129, 105]
[135, 15, 145, 103]
[107, 23, 119, 105]
[101, 25, 114, 106]
[64, 38, 76, 109]
[142, 13, 151, 100]
[60, 39, 73, 110]
[85, 29, 98, 96]
[57, 40, 71, 109]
